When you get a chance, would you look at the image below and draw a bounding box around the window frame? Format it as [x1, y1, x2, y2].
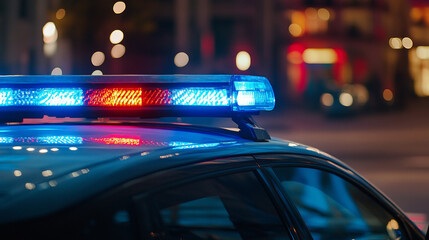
[82, 155, 298, 240]
[254, 153, 425, 240]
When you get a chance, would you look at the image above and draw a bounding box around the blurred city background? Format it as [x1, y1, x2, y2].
[1, 0, 428, 112]
[1, 0, 429, 228]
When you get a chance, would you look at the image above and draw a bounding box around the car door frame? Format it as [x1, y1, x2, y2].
[254, 153, 425, 240]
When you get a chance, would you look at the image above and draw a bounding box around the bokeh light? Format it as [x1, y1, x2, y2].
[383, 89, 394, 102]
[111, 44, 126, 58]
[113, 1, 126, 14]
[42, 170, 53, 177]
[318, 8, 330, 21]
[91, 51, 105, 66]
[389, 38, 402, 49]
[43, 22, 56, 38]
[289, 23, 303, 37]
[25, 183, 35, 190]
[39, 149, 48, 154]
[92, 70, 103, 75]
[236, 51, 251, 71]
[43, 22, 58, 44]
[110, 30, 124, 44]
[321, 93, 334, 107]
[339, 92, 353, 107]
[416, 46, 429, 59]
[51, 67, 63, 75]
[14, 170, 22, 177]
[303, 48, 337, 64]
[56, 9, 66, 20]
[174, 52, 189, 67]
[402, 37, 413, 49]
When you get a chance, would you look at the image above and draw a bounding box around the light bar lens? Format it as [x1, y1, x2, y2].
[0, 75, 275, 113]
[0, 88, 83, 106]
[170, 88, 229, 106]
[140, 88, 229, 106]
[84, 88, 229, 107]
[232, 76, 275, 111]
[85, 88, 142, 107]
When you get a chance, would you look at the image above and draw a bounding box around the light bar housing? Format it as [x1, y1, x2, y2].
[0, 75, 275, 121]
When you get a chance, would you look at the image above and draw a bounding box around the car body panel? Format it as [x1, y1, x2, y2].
[0, 123, 337, 223]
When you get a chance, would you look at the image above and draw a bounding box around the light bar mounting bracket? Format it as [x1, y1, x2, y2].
[232, 114, 270, 142]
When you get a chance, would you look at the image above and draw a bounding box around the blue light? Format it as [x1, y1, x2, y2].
[232, 76, 275, 111]
[36, 136, 83, 144]
[172, 142, 220, 150]
[37, 89, 84, 106]
[0, 88, 84, 106]
[170, 88, 229, 106]
[0, 136, 83, 145]
[168, 142, 194, 147]
[0, 89, 13, 106]
[0, 137, 13, 143]
[233, 81, 265, 91]
[236, 91, 256, 106]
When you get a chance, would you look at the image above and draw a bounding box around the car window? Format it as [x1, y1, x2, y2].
[272, 167, 406, 240]
[135, 171, 291, 240]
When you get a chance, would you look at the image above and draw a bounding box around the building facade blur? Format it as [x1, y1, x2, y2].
[409, 0, 429, 98]
[0, 0, 48, 74]
[279, 0, 411, 109]
[0, 0, 420, 110]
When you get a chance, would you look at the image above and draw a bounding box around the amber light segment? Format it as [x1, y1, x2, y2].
[85, 88, 142, 106]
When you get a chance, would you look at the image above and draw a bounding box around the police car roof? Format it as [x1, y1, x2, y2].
[0, 123, 336, 223]
[0, 74, 336, 223]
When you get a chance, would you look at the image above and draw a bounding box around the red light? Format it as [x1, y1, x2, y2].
[90, 135, 141, 146]
[85, 88, 142, 106]
[88, 135, 173, 146]
[142, 89, 172, 105]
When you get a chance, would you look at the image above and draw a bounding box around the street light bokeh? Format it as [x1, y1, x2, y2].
[236, 51, 251, 71]
[91, 51, 105, 66]
[111, 44, 126, 58]
[174, 52, 189, 68]
[110, 30, 124, 44]
[113, 1, 126, 14]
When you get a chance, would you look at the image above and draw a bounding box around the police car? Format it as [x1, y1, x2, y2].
[0, 75, 425, 240]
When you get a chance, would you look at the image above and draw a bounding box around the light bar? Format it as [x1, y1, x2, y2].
[0, 75, 275, 119]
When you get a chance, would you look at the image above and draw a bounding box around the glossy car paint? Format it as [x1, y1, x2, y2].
[0, 123, 337, 223]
